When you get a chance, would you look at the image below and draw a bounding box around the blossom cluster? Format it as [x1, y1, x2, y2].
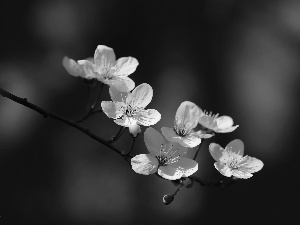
[63, 45, 263, 181]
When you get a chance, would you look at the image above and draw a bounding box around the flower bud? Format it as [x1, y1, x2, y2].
[163, 194, 174, 205]
[129, 124, 141, 137]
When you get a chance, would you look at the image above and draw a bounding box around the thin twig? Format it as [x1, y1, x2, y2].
[124, 137, 136, 156]
[108, 126, 126, 143]
[0, 87, 237, 190]
[193, 139, 204, 160]
[0, 87, 123, 156]
[77, 83, 105, 123]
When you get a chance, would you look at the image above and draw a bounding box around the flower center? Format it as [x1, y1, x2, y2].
[156, 143, 181, 166]
[99, 67, 113, 80]
[124, 105, 136, 117]
[156, 155, 169, 166]
[174, 126, 190, 137]
[227, 152, 242, 169]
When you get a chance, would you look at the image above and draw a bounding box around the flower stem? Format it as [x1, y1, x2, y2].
[124, 136, 136, 156]
[193, 139, 204, 160]
[91, 83, 104, 109]
[108, 126, 125, 143]
[76, 83, 104, 123]
[0, 87, 237, 192]
[0, 87, 123, 156]
[173, 180, 184, 196]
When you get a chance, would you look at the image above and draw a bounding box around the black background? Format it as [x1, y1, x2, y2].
[0, 0, 299, 224]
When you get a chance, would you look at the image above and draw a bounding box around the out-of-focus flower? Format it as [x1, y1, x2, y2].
[101, 83, 161, 136]
[161, 101, 205, 148]
[209, 139, 263, 179]
[131, 128, 198, 180]
[77, 45, 138, 92]
[62, 56, 95, 79]
[198, 110, 239, 136]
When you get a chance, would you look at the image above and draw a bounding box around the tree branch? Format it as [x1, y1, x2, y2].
[0, 87, 123, 156]
[0, 87, 236, 190]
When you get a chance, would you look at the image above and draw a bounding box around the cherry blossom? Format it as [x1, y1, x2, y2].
[161, 101, 206, 148]
[198, 110, 239, 136]
[77, 45, 138, 92]
[101, 83, 161, 136]
[62, 56, 95, 79]
[209, 139, 263, 179]
[131, 128, 198, 180]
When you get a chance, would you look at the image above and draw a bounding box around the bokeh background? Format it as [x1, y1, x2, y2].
[0, 0, 299, 224]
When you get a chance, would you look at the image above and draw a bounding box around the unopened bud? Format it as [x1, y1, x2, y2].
[163, 194, 174, 205]
[129, 124, 141, 137]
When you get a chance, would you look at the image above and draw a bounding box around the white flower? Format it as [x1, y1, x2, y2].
[78, 45, 138, 92]
[161, 101, 206, 148]
[209, 139, 264, 179]
[198, 110, 239, 136]
[131, 128, 198, 180]
[62, 56, 95, 79]
[101, 83, 161, 135]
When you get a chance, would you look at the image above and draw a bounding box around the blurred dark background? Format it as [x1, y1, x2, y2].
[0, 0, 299, 224]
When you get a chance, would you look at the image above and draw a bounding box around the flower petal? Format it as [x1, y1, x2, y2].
[231, 170, 253, 179]
[198, 114, 218, 130]
[209, 143, 224, 162]
[109, 86, 129, 103]
[114, 116, 136, 127]
[215, 116, 234, 129]
[157, 165, 183, 180]
[113, 57, 139, 76]
[218, 125, 239, 133]
[193, 130, 214, 139]
[158, 157, 198, 180]
[162, 142, 189, 159]
[171, 157, 198, 177]
[161, 127, 189, 147]
[175, 101, 201, 131]
[108, 79, 132, 92]
[238, 156, 264, 174]
[101, 101, 118, 119]
[214, 162, 233, 177]
[131, 154, 158, 175]
[226, 139, 244, 156]
[181, 132, 202, 148]
[118, 77, 135, 92]
[77, 59, 97, 79]
[144, 127, 167, 156]
[94, 45, 116, 68]
[128, 83, 153, 108]
[134, 109, 161, 126]
[62, 57, 83, 77]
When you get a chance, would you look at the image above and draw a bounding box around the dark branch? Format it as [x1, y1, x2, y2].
[0, 87, 236, 190]
[0, 87, 123, 156]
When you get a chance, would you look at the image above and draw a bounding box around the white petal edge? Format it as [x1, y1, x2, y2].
[175, 101, 201, 130]
[113, 57, 139, 76]
[226, 139, 244, 156]
[101, 101, 118, 119]
[215, 116, 234, 129]
[131, 154, 158, 175]
[109, 85, 129, 103]
[161, 127, 189, 147]
[214, 162, 233, 177]
[144, 127, 166, 156]
[63, 57, 83, 77]
[158, 158, 198, 180]
[209, 143, 224, 162]
[135, 109, 161, 126]
[129, 83, 153, 108]
[94, 45, 116, 68]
